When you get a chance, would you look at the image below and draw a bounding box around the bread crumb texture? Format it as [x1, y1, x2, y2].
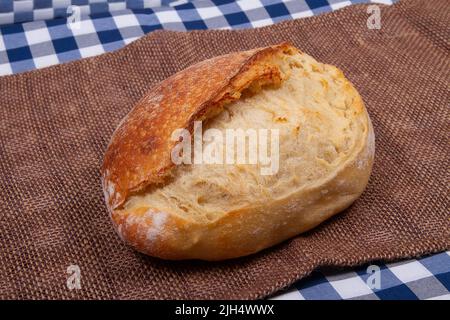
[125, 51, 367, 222]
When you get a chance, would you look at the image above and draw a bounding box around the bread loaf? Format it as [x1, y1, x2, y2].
[101, 43, 375, 260]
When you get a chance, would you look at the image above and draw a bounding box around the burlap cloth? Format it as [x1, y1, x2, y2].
[0, 0, 448, 299]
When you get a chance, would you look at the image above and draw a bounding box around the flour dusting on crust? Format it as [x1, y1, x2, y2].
[146, 210, 168, 242]
[356, 119, 375, 169]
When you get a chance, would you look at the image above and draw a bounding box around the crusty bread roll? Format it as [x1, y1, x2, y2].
[101, 43, 374, 260]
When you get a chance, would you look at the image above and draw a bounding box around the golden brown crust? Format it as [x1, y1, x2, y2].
[101, 43, 295, 210]
[101, 43, 375, 260]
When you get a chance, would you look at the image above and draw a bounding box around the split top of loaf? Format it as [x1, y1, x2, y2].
[101, 43, 374, 260]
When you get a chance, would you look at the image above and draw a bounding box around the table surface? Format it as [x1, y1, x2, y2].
[0, 0, 448, 300]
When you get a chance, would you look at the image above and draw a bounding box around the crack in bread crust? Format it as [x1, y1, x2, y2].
[102, 43, 294, 210]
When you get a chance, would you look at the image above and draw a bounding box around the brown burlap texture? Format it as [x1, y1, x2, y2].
[0, 0, 449, 299]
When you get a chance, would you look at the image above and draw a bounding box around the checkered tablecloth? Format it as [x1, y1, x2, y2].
[1, 0, 448, 300]
[0, 0, 400, 75]
[273, 251, 450, 300]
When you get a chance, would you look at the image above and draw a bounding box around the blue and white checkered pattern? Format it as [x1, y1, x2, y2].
[1, 0, 448, 300]
[0, 0, 397, 75]
[0, 1, 182, 25]
[272, 251, 450, 300]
